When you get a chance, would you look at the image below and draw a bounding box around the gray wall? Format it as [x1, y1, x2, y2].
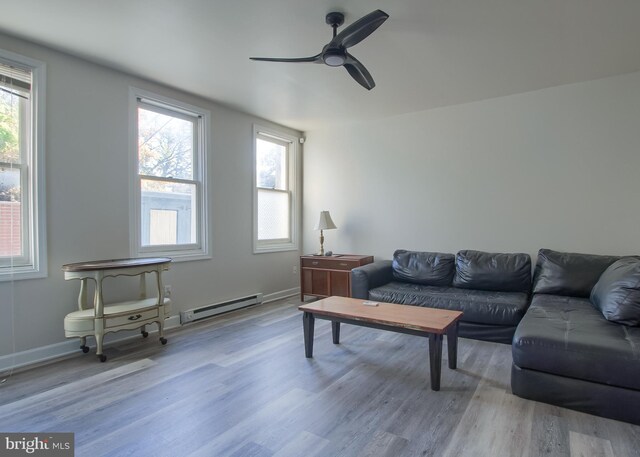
[303, 71, 640, 260]
[0, 33, 302, 357]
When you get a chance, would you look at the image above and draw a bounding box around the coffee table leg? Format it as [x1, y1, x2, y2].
[332, 321, 340, 344]
[447, 321, 459, 370]
[428, 333, 443, 391]
[303, 312, 315, 358]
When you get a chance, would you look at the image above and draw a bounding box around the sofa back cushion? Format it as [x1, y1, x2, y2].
[452, 250, 531, 292]
[392, 250, 455, 286]
[590, 258, 640, 326]
[532, 249, 620, 297]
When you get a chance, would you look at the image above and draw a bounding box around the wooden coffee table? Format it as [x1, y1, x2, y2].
[298, 296, 463, 391]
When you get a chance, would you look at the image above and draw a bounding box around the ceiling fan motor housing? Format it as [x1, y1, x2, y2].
[323, 12, 347, 66]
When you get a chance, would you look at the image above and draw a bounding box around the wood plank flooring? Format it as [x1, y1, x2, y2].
[1, 298, 639, 457]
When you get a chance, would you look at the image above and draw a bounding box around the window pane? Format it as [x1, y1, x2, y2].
[0, 166, 20, 202]
[0, 90, 24, 256]
[149, 209, 177, 245]
[0, 91, 21, 165]
[138, 107, 193, 180]
[141, 178, 196, 246]
[257, 189, 289, 240]
[0, 200, 21, 257]
[256, 138, 287, 190]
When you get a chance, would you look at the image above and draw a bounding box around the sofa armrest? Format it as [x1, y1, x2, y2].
[351, 260, 394, 299]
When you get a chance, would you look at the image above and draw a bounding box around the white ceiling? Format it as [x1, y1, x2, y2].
[1, 0, 639, 131]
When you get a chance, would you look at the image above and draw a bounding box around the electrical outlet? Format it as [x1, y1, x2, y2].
[164, 285, 172, 298]
[293, 265, 298, 275]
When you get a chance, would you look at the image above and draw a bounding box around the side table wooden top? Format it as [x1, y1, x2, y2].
[62, 257, 172, 272]
[300, 254, 373, 261]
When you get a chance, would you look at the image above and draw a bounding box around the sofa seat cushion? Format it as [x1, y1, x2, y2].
[368, 281, 528, 326]
[512, 294, 640, 390]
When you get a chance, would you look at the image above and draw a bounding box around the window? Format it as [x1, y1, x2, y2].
[130, 88, 209, 261]
[253, 125, 299, 253]
[0, 50, 46, 281]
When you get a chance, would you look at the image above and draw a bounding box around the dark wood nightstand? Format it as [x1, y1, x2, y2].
[300, 254, 374, 300]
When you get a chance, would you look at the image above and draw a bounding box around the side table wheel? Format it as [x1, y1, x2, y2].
[160, 337, 168, 345]
[141, 331, 149, 338]
[98, 354, 107, 362]
[81, 345, 90, 353]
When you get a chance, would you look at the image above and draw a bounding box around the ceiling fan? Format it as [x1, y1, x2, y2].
[250, 9, 389, 90]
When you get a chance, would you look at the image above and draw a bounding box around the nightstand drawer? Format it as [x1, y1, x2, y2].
[301, 258, 358, 270]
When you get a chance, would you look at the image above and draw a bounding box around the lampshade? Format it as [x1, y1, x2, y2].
[314, 211, 337, 231]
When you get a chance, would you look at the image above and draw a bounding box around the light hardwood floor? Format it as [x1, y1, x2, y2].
[1, 298, 639, 457]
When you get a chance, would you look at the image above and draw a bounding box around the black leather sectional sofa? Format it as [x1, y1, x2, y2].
[351, 248, 640, 424]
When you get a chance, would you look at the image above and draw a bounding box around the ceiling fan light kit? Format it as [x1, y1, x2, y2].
[250, 9, 389, 90]
[323, 49, 346, 67]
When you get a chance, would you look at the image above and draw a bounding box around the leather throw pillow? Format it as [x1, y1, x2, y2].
[591, 257, 640, 326]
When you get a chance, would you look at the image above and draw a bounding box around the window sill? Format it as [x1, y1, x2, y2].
[253, 244, 299, 254]
[135, 247, 210, 263]
[0, 265, 48, 282]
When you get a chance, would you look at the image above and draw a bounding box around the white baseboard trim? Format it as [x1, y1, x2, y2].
[262, 287, 300, 303]
[0, 287, 299, 373]
[0, 340, 79, 374]
[164, 314, 181, 329]
[0, 315, 182, 373]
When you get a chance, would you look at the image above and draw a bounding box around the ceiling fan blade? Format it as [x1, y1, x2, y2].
[344, 53, 375, 90]
[330, 9, 389, 49]
[249, 54, 322, 63]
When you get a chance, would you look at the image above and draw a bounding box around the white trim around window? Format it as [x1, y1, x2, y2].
[0, 49, 47, 281]
[253, 124, 300, 254]
[129, 87, 210, 262]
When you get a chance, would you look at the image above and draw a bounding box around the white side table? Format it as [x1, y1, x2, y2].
[62, 257, 172, 362]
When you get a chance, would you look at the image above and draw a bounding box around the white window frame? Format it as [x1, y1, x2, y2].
[129, 87, 210, 262]
[0, 49, 47, 281]
[253, 124, 300, 253]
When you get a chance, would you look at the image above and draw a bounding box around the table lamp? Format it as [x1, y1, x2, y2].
[314, 211, 337, 255]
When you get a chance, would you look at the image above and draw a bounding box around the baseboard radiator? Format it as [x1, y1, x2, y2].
[180, 293, 263, 324]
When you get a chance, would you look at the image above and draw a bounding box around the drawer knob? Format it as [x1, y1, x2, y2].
[128, 314, 142, 321]
[312, 261, 319, 265]
[339, 263, 348, 266]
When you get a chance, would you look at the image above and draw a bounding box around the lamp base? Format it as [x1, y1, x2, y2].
[317, 230, 325, 256]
